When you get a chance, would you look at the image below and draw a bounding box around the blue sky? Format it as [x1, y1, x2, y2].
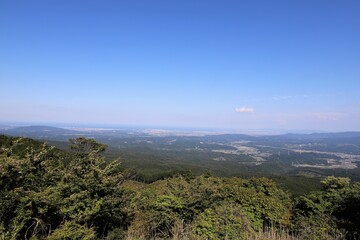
[1, 0, 359, 131]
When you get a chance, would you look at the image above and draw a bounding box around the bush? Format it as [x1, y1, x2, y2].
[48, 221, 96, 240]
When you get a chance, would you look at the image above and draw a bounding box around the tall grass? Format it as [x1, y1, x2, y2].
[126, 224, 354, 240]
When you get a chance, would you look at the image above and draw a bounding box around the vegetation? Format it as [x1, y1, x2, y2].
[0, 135, 359, 239]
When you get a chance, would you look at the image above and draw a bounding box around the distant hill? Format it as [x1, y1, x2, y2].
[0, 125, 82, 140]
[2, 125, 77, 134]
[281, 132, 360, 140]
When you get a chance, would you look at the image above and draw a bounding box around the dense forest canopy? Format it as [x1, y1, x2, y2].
[0, 135, 359, 239]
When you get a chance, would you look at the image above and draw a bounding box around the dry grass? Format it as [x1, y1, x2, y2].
[253, 227, 299, 240]
[125, 224, 354, 240]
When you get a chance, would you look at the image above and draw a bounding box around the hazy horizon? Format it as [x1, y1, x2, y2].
[1, 1, 359, 132]
[1, 121, 359, 136]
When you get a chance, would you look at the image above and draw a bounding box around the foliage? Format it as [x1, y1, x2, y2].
[0, 136, 130, 239]
[47, 221, 96, 240]
[127, 175, 292, 239]
[292, 176, 359, 239]
[320, 176, 350, 190]
[191, 202, 254, 239]
[1, 135, 360, 240]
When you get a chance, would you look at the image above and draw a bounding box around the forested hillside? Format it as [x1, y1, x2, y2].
[0, 135, 359, 239]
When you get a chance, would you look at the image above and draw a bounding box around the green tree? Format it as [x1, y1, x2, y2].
[321, 176, 350, 191]
[293, 176, 353, 239]
[192, 202, 254, 240]
[47, 221, 96, 240]
[127, 175, 291, 239]
[0, 136, 131, 239]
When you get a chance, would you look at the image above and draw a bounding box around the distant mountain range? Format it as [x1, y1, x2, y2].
[282, 132, 360, 139]
[1, 125, 360, 140]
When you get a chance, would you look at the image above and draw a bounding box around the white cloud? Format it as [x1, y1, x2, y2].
[235, 107, 255, 113]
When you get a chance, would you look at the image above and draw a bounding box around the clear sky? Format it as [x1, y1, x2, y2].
[1, 0, 359, 131]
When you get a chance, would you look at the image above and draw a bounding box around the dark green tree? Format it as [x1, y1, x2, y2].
[0, 136, 131, 239]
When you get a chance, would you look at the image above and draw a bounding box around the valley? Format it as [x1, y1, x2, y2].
[2, 125, 360, 184]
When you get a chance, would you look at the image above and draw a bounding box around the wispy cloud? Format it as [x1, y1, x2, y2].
[311, 112, 344, 121]
[272, 95, 310, 101]
[241, 94, 313, 103]
[235, 107, 255, 113]
[272, 96, 292, 101]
